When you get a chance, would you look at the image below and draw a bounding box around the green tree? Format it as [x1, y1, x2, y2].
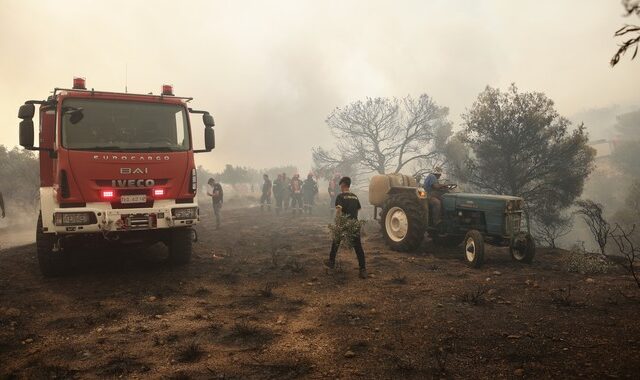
[611, 109, 640, 178]
[0, 145, 40, 214]
[455, 84, 596, 216]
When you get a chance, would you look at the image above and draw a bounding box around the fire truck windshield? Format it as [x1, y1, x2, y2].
[61, 99, 190, 151]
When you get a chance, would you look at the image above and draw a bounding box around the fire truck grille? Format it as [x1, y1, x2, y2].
[123, 214, 157, 229]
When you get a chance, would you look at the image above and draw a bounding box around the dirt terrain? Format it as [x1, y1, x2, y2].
[1, 205, 639, 379]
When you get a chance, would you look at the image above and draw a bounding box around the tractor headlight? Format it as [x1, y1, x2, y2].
[416, 187, 427, 199]
[54, 212, 96, 226]
[172, 207, 198, 220]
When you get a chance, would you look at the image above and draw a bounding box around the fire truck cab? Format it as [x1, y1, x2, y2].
[18, 78, 215, 276]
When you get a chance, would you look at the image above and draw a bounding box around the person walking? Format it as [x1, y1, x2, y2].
[302, 173, 318, 214]
[206, 178, 223, 229]
[324, 176, 367, 279]
[260, 174, 272, 212]
[273, 174, 285, 215]
[289, 174, 304, 215]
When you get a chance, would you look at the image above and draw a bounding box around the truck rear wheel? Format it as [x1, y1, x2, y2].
[464, 229, 485, 268]
[36, 212, 68, 277]
[381, 193, 426, 252]
[510, 232, 536, 263]
[168, 228, 192, 265]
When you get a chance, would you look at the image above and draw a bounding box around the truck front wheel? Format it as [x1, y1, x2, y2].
[37, 213, 68, 277]
[168, 228, 192, 265]
[381, 193, 426, 252]
[464, 229, 485, 268]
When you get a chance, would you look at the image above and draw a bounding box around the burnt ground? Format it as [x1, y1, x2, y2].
[0, 205, 639, 379]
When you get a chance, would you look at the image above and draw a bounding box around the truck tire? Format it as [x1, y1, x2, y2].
[380, 193, 426, 252]
[168, 228, 192, 265]
[510, 232, 536, 263]
[463, 229, 485, 268]
[36, 212, 68, 277]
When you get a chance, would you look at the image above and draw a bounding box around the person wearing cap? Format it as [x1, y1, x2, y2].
[324, 176, 367, 279]
[423, 167, 445, 225]
[289, 174, 304, 215]
[206, 178, 223, 229]
[302, 173, 319, 215]
[260, 174, 272, 212]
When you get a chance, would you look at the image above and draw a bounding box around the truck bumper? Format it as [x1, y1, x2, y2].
[40, 188, 199, 234]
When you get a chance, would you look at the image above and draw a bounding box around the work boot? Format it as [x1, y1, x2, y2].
[359, 268, 368, 279]
[323, 259, 335, 269]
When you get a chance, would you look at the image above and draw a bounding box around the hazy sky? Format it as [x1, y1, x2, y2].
[1, 0, 638, 173]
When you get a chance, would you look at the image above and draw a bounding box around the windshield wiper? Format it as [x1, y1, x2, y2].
[80, 146, 123, 151]
[137, 147, 179, 151]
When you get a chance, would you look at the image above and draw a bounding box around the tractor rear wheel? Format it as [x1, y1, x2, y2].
[380, 193, 426, 252]
[510, 232, 536, 263]
[463, 229, 485, 268]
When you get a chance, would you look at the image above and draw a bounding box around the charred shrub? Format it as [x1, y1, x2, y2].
[177, 342, 204, 363]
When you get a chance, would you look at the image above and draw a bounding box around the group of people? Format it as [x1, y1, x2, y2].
[260, 173, 319, 215]
[205, 173, 368, 279]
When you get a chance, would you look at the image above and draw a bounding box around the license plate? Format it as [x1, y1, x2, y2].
[120, 194, 147, 204]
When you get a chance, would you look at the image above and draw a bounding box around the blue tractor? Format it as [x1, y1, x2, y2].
[369, 174, 535, 267]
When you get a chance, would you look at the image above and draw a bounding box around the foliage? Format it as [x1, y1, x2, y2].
[328, 215, 365, 249]
[0, 145, 40, 214]
[454, 84, 595, 217]
[610, 109, 640, 178]
[611, 0, 640, 67]
[314, 94, 451, 176]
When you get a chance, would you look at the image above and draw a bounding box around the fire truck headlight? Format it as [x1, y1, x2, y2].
[172, 207, 198, 220]
[54, 212, 96, 226]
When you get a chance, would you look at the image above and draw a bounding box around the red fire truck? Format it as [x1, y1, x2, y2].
[18, 78, 215, 276]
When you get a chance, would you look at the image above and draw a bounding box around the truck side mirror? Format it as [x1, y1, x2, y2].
[203, 113, 215, 127]
[204, 127, 215, 151]
[18, 104, 35, 119]
[19, 119, 35, 148]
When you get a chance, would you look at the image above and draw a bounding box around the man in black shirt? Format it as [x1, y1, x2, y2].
[325, 176, 367, 279]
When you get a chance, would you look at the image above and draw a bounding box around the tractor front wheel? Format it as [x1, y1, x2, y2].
[463, 229, 485, 268]
[510, 232, 536, 263]
[381, 193, 426, 252]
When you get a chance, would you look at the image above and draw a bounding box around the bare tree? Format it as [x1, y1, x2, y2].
[533, 210, 573, 249]
[610, 224, 640, 290]
[611, 0, 640, 66]
[314, 95, 451, 175]
[575, 199, 611, 257]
